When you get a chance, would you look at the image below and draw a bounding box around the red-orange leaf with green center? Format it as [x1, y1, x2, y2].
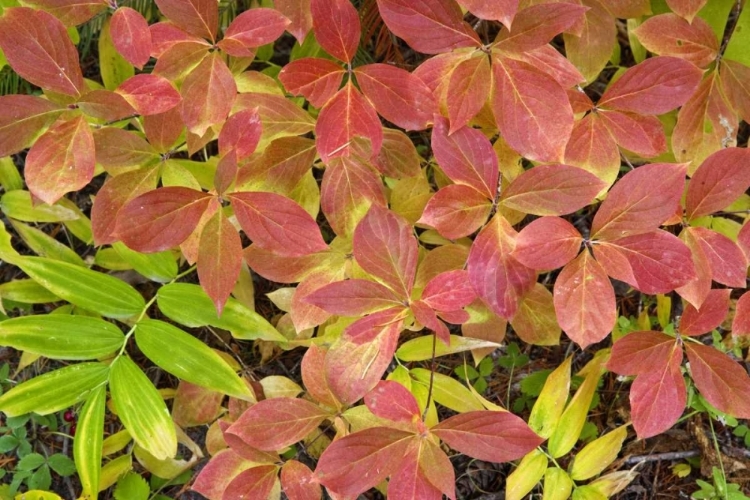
[501, 164, 607, 216]
[218, 8, 290, 58]
[593, 230, 696, 294]
[680, 288, 731, 337]
[21, 0, 108, 26]
[495, 2, 587, 54]
[666, 0, 707, 23]
[25, 116, 95, 206]
[279, 57, 345, 108]
[374, 129, 422, 179]
[563, 0, 616, 84]
[418, 437, 456, 500]
[418, 185, 492, 240]
[564, 111, 620, 184]
[228, 397, 329, 451]
[92, 127, 160, 174]
[387, 440, 443, 500]
[553, 251, 616, 349]
[153, 0, 217, 41]
[685, 343, 750, 418]
[510, 283, 561, 346]
[305, 279, 402, 316]
[310, 0, 360, 63]
[274, 0, 312, 43]
[355, 64, 437, 131]
[0, 95, 63, 157]
[316, 427, 415, 497]
[720, 60, 750, 124]
[468, 214, 536, 320]
[353, 205, 418, 299]
[446, 52, 491, 133]
[375, 0, 480, 55]
[591, 162, 687, 241]
[281, 460, 320, 500]
[514, 217, 582, 271]
[191, 449, 254, 500]
[315, 83, 383, 162]
[685, 147, 750, 220]
[77, 90, 137, 122]
[633, 14, 718, 68]
[733, 292, 750, 336]
[491, 55, 573, 163]
[116, 74, 182, 116]
[676, 227, 713, 310]
[431, 116, 498, 200]
[456, 0, 517, 27]
[229, 191, 328, 257]
[110, 7, 152, 69]
[143, 106, 184, 153]
[431, 411, 543, 463]
[240, 137, 317, 194]
[0, 7, 85, 96]
[222, 465, 279, 500]
[115, 187, 213, 252]
[180, 53, 237, 136]
[598, 56, 703, 114]
[365, 380, 421, 424]
[301, 344, 341, 409]
[197, 210, 243, 314]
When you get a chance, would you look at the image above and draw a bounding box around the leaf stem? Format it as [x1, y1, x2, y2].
[422, 331, 437, 422]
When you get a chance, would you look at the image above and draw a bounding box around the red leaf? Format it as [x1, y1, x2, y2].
[501, 164, 606, 216]
[153, 0, 218, 41]
[422, 270, 476, 312]
[666, 0, 707, 22]
[720, 60, 750, 124]
[375, 0, 480, 54]
[387, 441, 443, 500]
[320, 155, 387, 236]
[599, 56, 703, 114]
[149, 21, 208, 57]
[274, 0, 312, 43]
[591, 163, 687, 241]
[110, 7, 152, 69]
[25, 116, 95, 205]
[240, 136, 317, 194]
[191, 449, 253, 500]
[92, 127, 159, 173]
[467, 215, 536, 320]
[143, 106, 184, 153]
[218, 8, 290, 57]
[685, 343, 750, 418]
[597, 110, 667, 158]
[301, 344, 341, 409]
[446, 53, 492, 132]
[77, 90, 137, 122]
[456, 0, 517, 27]
[513, 45, 586, 89]
[20, 0, 108, 26]
[633, 14, 718, 68]
[353, 206, 418, 299]
[733, 292, 750, 336]
[229, 192, 328, 257]
[564, 112, 621, 185]
[281, 460, 320, 500]
[116, 74, 182, 116]
[411, 299, 451, 345]
[279, 57, 345, 108]
[495, 2, 587, 53]
[180, 53, 237, 136]
[227, 398, 328, 451]
[492, 56, 573, 162]
[608, 331, 678, 375]
[431, 116, 498, 200]
[151, 40, 210, 81]
[432, 411, 543, 463]
[315, 83, 383, 162]
[305, 279, 402, 316]
[115, 187, 213, 252]
[0, 95, 63, 157]
[416, 438, 456, 500]
[593, 230, 696, 294]
[563, 1, 616, 84]
[325, 323, 401, 404]
[513, 217, 582, 271]
[676, 227, 713, 309]
[91, 165, 160, 246]
[219, 109, 262, 161]
[690, 227, 748, 287]
[310, 0, 360, 63]
[374, 129, 422, 179]
[291, 270, 343, 332]
[365, 380, 421, 423]
[198, 210, 243, 314]
[553, 251, 616, 349]
[0, 7, 84, 96]
[316, 427, 415, 497]
[418, 185, 492, 240]
[355, 64, 437, 131]
[685, 147, 750, 219]
[222, 465, 278, 500]
[680, 288, 731, 337]
[510, 283, 562, 346]
[630, 343, 685, 439]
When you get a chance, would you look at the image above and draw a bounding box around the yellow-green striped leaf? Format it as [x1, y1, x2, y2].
[74, 385, 106, 499]
[112, 242, 178, 283]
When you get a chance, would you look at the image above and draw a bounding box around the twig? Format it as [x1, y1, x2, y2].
[624, 450, 700, 465]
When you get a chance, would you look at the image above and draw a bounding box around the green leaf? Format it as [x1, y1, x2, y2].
[28, 464, 52, 491]
[0, 221, 20, 265]
[410, 368, 485, 413]
[112, 242, 178, 283]
[134, 319, 253, 400]
[156, 283, 285, 342]
[98, 18, 134, 90]
[0, 157, 23, 192]
[114, 472, 150, 500]
[0, 363, 109, 417]
[0, 280, 60, 304]
[16, 453, 45, 471]
[74, 385, 106, 499]
[396, 334, 502, 362]
[723, 3, 750, 64]
[0, 315, 124, 360]
[0, 191, 79, 223]
[17, 257, 145, 319]
[0, 435, 19, 453]
[47, 454, 76, 476]
[10, 221, 86, 266]
[109, 356, 177, 461]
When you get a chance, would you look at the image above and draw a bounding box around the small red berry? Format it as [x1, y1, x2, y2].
[63, 410, 75, 422]
[69, 424, 77, 436]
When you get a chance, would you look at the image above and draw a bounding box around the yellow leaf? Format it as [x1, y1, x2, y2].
[543, 467, 573, 500]
[570, 426, 628, 480]
[528, 357, 572, 439]
[506, 449, 547, 500]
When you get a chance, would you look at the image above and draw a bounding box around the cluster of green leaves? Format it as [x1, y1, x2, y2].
[0, 0, 750, 498]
